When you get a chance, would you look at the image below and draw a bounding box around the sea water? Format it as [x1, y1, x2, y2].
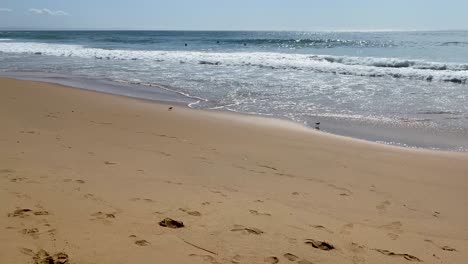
[0, 31, 467, 151]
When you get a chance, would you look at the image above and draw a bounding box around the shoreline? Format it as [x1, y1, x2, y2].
[1, 71, 467, 153]
[2, 77, 468, 263]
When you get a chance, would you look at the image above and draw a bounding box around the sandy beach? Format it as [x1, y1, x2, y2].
[1, 77, 468, 264]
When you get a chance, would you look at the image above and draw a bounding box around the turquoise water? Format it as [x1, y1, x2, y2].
[1, 31, 467, 150]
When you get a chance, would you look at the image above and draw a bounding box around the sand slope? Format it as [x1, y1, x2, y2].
[1, 78, 468, 264]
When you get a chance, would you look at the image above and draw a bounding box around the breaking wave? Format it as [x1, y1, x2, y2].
[0, 41, 467, 84]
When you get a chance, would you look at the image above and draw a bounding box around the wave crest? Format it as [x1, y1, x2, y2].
[0, 41, 467, 84]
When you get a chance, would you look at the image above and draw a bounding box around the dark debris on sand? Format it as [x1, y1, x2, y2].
[33, 249, 69, 264]
[159, 218, 185, 228]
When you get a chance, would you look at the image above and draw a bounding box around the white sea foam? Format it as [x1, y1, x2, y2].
[0, 41, 467, 84]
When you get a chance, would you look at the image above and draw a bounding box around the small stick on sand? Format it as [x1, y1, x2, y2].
[179, 237, 218, 255]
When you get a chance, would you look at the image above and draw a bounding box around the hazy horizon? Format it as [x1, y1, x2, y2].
[1, 28, 468, 33]
[1, 0, 468, 31]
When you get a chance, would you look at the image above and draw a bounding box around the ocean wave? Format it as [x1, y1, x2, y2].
[0, 41, 467, 84]
[417, 110, 460, 115]
[439, 41, 468, 46]
[225, 38, 395, 48]
[309, 55, 468, 71]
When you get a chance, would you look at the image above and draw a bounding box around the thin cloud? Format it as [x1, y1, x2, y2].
[0, 8, 13, 12]
[29, 8, 70, 16]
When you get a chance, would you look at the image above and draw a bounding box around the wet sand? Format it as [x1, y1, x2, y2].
[1, 77, 468, 264]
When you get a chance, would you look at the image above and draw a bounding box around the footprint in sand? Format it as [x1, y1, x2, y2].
[159, 151, 172, 157]
[376, 200, 391, 212]
[164, 180, 183, 186]
[135, 240, 150, 246]
[441, 246, 457, 252]
[372, 248, 421, 262]
[8, 209, 49, 218]
[424, 239, 457, 252]
[231, 225, 264, 235]
[305, 239, 335, 251]
[179, 208, 202, 216]
[310, 225, 334, 234]
[83, 193, 105, 202]
[90, 211, 117, 224]
[9, 177, 28, 182]
[379, 221, 403, 240]
[231, 254, 242, 264]
[21, 228, 40, 239]
[130, 198, 154, 203]
[21, 248, 69, 264]
[349, 242, 366, 255]
[249, 209, 271, 216]
[264, 256, 279, 263]
[283, 253, 299, 261]
[210, 190, 227, 197]
[91, 211, 116, 218]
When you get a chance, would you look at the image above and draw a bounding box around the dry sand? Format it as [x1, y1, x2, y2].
[1, 77, 468, 264]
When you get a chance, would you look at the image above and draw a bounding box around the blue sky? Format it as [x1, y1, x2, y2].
[0, 0, 467, 31]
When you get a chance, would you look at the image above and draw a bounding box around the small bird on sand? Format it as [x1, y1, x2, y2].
[315, 122, 320, 130]
[168, 107, 173, 111]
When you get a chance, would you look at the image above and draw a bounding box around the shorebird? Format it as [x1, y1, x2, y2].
[315, 122, 320, 130]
